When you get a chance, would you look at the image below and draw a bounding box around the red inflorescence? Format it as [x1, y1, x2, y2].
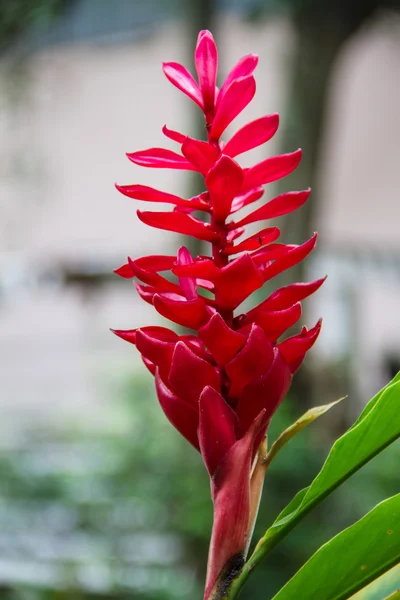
[113, 30, 324, 598]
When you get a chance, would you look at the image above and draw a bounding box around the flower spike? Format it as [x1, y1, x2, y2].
[113, 30, 324, 600]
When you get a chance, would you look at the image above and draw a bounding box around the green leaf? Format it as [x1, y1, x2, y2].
[350, 371, 400, 429]
[226, 374, 400, 599]
[270, 494, 400, 600]
[270, 378, 400, 531]
[264, 397, 345, 468]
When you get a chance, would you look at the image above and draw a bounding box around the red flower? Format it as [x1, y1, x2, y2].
[113, 30, 324, 599]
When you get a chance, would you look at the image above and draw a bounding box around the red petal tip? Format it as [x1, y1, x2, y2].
[111, 328, 137, 344]
[114, 261, 134, 278]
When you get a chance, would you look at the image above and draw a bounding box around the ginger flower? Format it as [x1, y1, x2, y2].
[113, 30, 323, 600]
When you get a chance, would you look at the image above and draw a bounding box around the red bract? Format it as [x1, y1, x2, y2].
[113, 30, 324, 600]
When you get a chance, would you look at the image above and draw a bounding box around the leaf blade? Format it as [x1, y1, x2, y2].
[271, 494, 400, 600]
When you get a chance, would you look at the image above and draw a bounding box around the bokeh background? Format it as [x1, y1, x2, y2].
[1, 0, 400, 598]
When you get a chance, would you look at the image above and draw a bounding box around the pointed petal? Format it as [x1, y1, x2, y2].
[224, 114, 279, 158]
[111, 328, 137, 344]
[250, 243, 294, 266]
[162, 61, 204, 109]
[162, 124, 187, 144]
[142, 357, 156, 375]
[233, 189, 311, 228]
[210, 75, 256, 141]
[135, 328, 175, 377]
[262, 233, 318, 281]
[155, 370, 200, 450]
[217, 54, 258, 107]
[115, 183, 197, 209]
[197, 277, 214, 292]
[153, 294, 209, 329]
[223, 227, 280, 256]
[168, 341, 220, 405]
[137, 210, 219, 242]
[206, 155, 244, 221]
[236, 349, 292, 435]
[243, 149, 302, 189]
[139, 326, 179, 341]
[128, 256, 179, 294]
[127, 148, 197, 171]
[176, 246, 197, 301]
[239, 303, 302, 342]
[199, 386, 237, 476]
[132, 254, 176, 272]
[246, 277, 326, 314]
[181, 334, 213, 361]
[195, 30, 218, 112]
[112, 325, 177, 347]
[198, 313, 246, 365]
[173, 258, 220, 282]
[227, 226, 245, 243]
[215, 254, 264, 311]
[225, 325, 274, 400]
[134, 282, 157, 304]
[114, 262, 134, 278]
[230, 187, 264, 213]
[278, 319, 322, 372]
[188, 192, 212, 212]
[181, 137, 219, 174]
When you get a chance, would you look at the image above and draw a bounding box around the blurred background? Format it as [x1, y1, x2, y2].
[1, 0, 400, 598]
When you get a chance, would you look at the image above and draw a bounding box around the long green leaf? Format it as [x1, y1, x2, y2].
[226, 375, 400, 598]
[271, 494, 400, 600]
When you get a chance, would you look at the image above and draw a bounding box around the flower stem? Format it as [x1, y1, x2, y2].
[206, 439, 269, 600]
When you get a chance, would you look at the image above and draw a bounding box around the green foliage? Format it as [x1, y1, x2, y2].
[271, 494, 400, 600]
[0, 375, 209, 599]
